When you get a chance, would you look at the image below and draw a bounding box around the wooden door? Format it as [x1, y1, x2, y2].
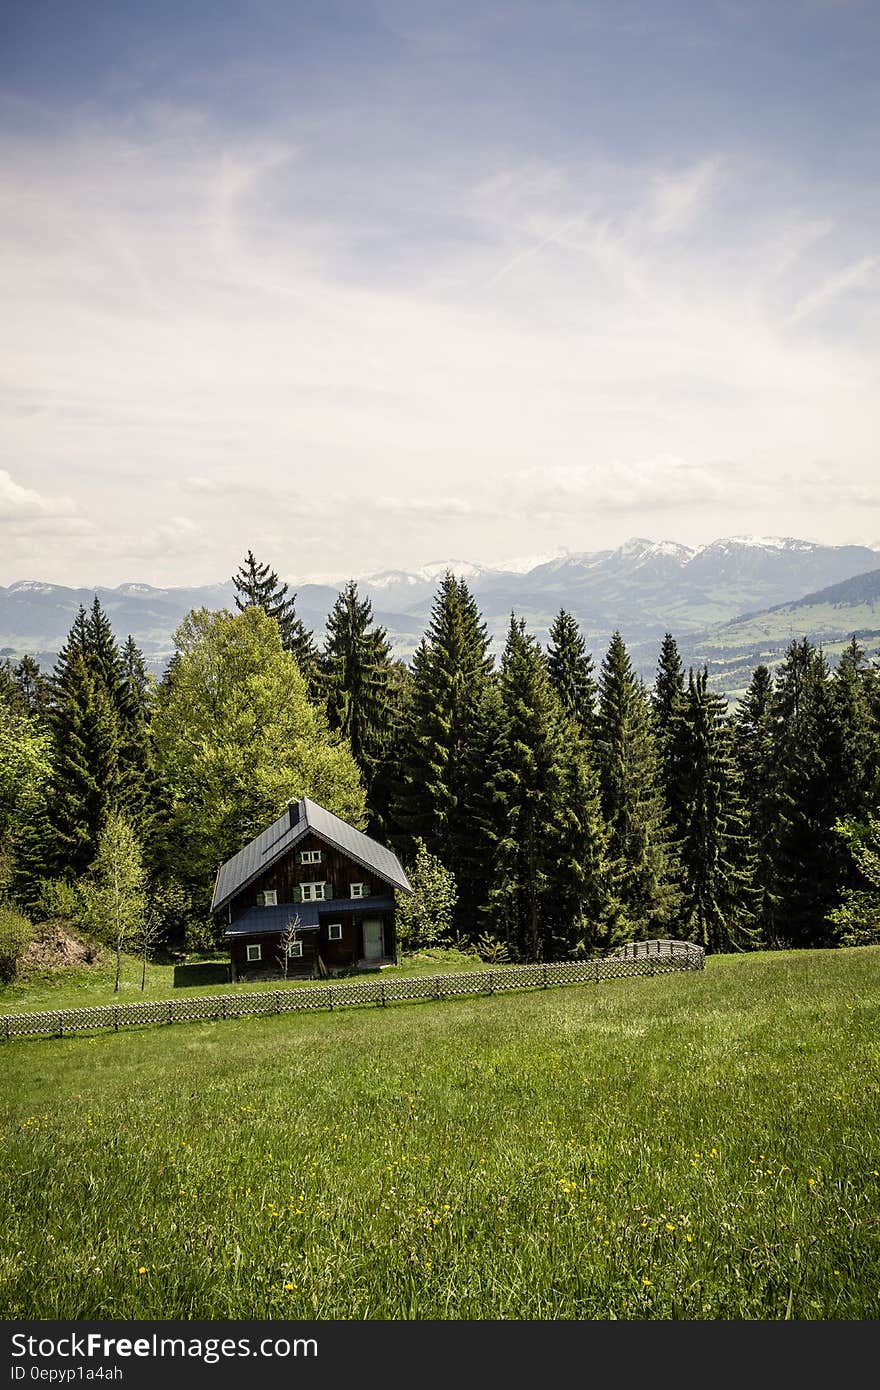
[363, 918, 385, 960]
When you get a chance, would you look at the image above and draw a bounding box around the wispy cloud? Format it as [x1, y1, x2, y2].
[789, 256, 876, 324]
[0, 84, 877, 583]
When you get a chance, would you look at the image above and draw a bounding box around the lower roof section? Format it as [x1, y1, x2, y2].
[226, 895, 396, 938]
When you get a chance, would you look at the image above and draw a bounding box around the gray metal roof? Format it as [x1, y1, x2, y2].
[225, 894, 396, 937]
[212, 797, 411, 913]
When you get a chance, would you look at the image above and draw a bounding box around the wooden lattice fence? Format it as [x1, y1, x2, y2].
[0, 942, 704, 1042]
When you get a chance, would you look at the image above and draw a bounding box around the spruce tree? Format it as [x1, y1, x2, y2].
[393, 574, 494, 878]
[733, 664, 777, 931]
[321, 581, 395, 790]
[232, 549, 318, 681]
[653, 633, 687, 848]
[674, 669, 756, 950]
[594, 631, 678, 938]
[455, 678, 512, 939]
[546, 609, 596, 740]
[831, 638, 880, 819]
[13, 656, 49, 722]
[767, 639, 840, 946]
[51, 656, 121, 876]
[492, 617, 610, 960]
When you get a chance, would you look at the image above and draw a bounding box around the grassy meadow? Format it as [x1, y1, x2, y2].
[1, 948, 878, 1320]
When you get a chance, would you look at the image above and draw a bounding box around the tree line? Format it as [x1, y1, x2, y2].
[1, 547, 879, 975]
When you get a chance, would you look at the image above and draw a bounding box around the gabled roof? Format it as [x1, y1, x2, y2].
[211, 797, 412, 914]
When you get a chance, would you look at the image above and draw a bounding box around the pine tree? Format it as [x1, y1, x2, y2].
[232, 549, 317, 681]
[85, 598, 125, 705]
[455, 679, 512, 939]
[117, 636, 160, 849]
[546, 609, 596, 740]
[321, 581, 395, 791]
[393, 575, 494, 878]
[594, 631, 678, 938]
[50, 656, 121, 876]
[492, 617, 610, 960]
[831, 638, 880, 820]
[653, 633, 688, 849]
[767, 639, 840, 946]
[673, 669, 757, 950]
[733, 664, 777, 931]
[13, 656, 50, 722]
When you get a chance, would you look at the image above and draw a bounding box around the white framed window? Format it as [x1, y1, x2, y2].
[299, 849, 322, 865]
[327, 923, 342, 941]
[287, 940, 303, 958]
[350, 882, 369, 899]
[257, 889, 277, 907]
[246, 944, 262, 962]
[301, 881, 328, 902]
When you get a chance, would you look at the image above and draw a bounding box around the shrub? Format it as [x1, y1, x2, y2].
[0, 901, 34, 981]
[474, 931, 510, 964]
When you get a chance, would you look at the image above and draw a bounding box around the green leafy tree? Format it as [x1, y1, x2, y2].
[546, 609, 596, 740]
[152, 606, 365, 912]
[828, 816, 880, 946]
[232, 549, 318, 684]
[0, 703, 53, 904]
[80, 812, 147, 993]
[0, 900, 33, 982]
[396, 840, 457, 950]
[594, 631, 678, 938]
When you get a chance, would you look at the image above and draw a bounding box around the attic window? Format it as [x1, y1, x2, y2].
[257, 890, 277, 907]
[299, 850, 322, 865]
[301, 881, 328, 902]
[327, 923, 342, 941]
[350, 882, 369, 899]
[246, 944, 262, 962]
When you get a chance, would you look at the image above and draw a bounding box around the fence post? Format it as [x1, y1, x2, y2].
[380, 980, 386, 1007]
[648, 958, 656, 976]
[489, 971, 494, 996]
[58, 1012, 63, 1039]
[167, 1001, 172, 1025]
[328, 987, 334, 1011]
[4, 1015, 10, 1042]
[543, 963, 548, 989]
[114, 1007, 120, 1033]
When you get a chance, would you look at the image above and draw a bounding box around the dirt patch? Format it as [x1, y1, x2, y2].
[19, 921, 100, 972]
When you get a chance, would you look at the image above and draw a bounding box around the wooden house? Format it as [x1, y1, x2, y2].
[211, 797, 413, 979]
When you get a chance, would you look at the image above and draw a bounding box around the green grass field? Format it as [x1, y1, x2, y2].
[1, 948, 878, 1320]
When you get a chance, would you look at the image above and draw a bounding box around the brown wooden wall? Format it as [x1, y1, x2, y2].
[229, 833, 381, 921]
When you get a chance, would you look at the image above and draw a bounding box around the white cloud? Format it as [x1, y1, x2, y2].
[0, 469, 85, 532]
[0, 108, 878, 583]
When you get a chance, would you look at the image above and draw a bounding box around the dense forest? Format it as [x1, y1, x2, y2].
[1, 548, 879, 976]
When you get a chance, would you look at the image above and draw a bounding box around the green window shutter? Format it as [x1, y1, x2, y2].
[292, 885, 302, 904]
[325, 882, 333, 900]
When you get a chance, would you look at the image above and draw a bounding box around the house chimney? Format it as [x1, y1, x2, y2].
[288, 799, 300, 829]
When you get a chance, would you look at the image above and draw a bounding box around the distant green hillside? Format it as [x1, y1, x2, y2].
[690, 567, 880, 700]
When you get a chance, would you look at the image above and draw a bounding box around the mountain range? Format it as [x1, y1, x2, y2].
[2, 536, 879, 698]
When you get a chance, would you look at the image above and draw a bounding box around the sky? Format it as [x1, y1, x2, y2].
[1, 0, 879, 587]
